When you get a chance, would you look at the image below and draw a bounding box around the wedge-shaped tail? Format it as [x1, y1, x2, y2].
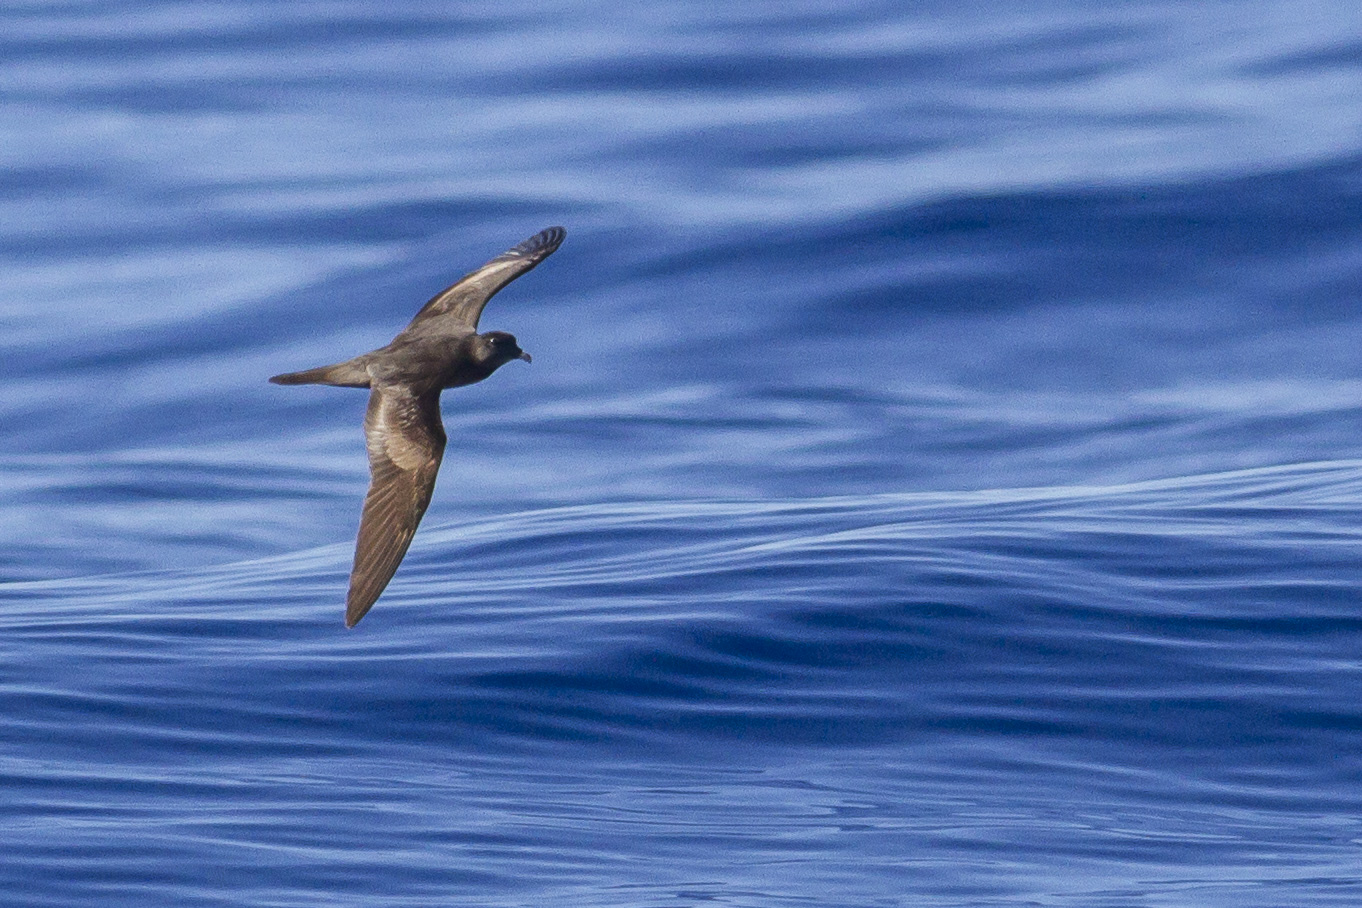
[269, 359, 371, 387]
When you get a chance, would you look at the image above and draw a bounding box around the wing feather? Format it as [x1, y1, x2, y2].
[345, 385, 446, 627]
[406, 226, 565, 331]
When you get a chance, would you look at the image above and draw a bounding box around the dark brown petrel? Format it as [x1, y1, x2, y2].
[270, 226, 565, 627]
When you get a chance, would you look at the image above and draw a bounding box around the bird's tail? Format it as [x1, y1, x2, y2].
[269, 358, 370, 387]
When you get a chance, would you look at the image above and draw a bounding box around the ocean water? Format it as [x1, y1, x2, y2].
[4, 1, 1362, 905]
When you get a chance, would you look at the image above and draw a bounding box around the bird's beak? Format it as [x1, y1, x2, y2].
[517, 351, 532, 363]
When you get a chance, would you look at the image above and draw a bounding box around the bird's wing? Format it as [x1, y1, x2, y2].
[406, 226, 565, 331]
[346, 384, 447, 627]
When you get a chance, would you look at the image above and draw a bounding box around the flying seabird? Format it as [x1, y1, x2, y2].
[270, 226, 565, 627]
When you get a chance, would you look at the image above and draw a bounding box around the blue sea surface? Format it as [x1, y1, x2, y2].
[4, 1, 1362, 905]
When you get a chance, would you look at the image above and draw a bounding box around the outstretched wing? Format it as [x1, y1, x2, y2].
[406, 226, 565, 331]
[346, 385, 447, 627]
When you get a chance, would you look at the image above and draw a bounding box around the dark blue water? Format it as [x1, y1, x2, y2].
[5, 2, 1362, 904]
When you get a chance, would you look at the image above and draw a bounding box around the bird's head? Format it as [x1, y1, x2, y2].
[476, 330, 532, 368]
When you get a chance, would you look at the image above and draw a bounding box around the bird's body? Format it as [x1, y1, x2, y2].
[271, 226, 565, 627]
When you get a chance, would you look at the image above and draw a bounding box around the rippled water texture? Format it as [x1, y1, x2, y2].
[4, 2, 1362, 905]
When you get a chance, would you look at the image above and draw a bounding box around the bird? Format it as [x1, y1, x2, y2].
[270, 226, 565, 627]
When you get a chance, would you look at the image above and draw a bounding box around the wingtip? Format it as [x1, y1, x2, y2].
[345, 599, 371, 628]
[512, 225, 566, 260]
